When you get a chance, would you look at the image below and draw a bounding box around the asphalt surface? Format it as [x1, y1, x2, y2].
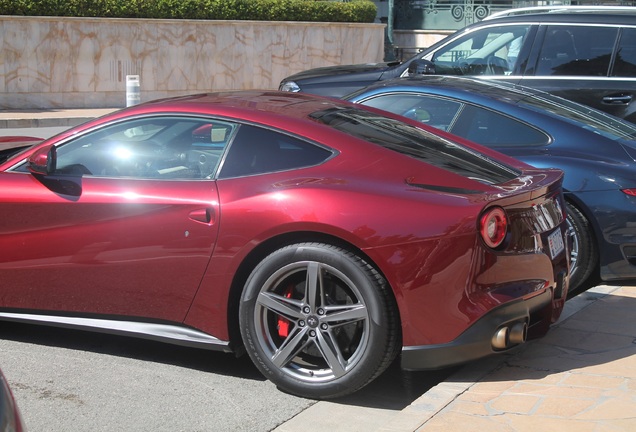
[0, 323, 313, 431]
[0, 321, 452, 431]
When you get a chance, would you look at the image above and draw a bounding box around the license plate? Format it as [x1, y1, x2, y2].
[548, 228, 565, 259]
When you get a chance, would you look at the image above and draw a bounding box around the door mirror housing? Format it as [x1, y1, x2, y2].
[27, 144, 57, 175]
[408, 59, 436, 76]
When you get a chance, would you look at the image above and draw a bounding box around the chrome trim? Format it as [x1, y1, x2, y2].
[509, 76, 636, 82]
[0, 312, 231, 352]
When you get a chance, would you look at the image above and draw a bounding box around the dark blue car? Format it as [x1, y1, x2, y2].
[346, 76, 636, 293]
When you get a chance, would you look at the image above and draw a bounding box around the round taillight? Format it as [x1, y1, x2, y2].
[480, 207, 507, 248]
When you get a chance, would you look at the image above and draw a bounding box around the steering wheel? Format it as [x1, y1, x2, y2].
[486, 55, 508, 75]
[457, 58, 471, 75]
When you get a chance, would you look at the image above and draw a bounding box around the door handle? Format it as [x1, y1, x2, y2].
[602, 94, 633, 105]
[189, 208, 215, 224]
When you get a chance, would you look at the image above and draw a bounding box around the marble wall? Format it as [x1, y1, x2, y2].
[393, 29, 453, 60]
[0, 16, 385, 109]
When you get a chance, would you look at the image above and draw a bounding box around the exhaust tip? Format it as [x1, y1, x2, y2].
[509, 321, 528, 345]
[491, 327, 509, 350]
[491, 321, 528, 350]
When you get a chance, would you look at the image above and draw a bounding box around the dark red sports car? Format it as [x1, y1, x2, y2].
[0, 91, 569, 399]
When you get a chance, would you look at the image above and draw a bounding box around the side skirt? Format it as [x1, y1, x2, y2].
[0, 311, 232, 352]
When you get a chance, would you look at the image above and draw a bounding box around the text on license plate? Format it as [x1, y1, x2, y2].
[548, 228, 565, 259]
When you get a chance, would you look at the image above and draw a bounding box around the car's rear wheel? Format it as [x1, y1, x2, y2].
[565, 202, 597, 292]
[239, 243, 399, 399]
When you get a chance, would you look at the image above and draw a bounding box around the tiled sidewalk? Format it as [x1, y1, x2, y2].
[384, 285, 636, 431]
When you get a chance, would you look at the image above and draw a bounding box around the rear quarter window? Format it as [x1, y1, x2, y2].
[451, 105, 549, 148]
[218, 125, 333, 178]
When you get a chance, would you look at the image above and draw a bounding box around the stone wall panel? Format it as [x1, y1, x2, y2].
[0, 16, 384, 109]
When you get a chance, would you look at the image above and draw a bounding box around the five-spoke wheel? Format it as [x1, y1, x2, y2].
[239, 243, 398, 399]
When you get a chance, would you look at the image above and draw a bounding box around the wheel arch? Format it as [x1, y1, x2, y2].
[563, 192, 601, 246]
[562, 192, 601, 291]
[225, 231, 402, 352]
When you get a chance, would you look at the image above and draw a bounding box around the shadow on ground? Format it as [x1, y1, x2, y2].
[0, 320, 458, 409]
[336, 359, 459, 410]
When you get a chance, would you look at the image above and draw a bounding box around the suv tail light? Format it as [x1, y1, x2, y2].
[480, 207, 507, 248]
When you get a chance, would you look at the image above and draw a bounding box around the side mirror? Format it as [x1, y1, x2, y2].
[27, 144, 57, 175]
[408, 59, 436, 76]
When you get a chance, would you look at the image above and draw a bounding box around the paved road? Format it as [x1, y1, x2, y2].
[0, 322, 451, 431]
[0, 322, 313, 431]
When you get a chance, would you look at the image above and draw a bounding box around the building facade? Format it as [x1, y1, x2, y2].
[373, 0, 636, 60]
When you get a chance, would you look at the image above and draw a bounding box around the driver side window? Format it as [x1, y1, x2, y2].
[431, 25, 530, 76]
[54, 117, 236, 180]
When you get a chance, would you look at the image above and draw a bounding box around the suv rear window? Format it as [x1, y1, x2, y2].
[309, 107, 520, 185]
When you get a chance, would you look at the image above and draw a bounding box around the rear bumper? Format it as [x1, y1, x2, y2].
[401, 284, 562, 371]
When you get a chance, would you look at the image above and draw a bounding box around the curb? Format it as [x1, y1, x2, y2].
[0, 117, 95, 129]
[0, 109, 119, 129]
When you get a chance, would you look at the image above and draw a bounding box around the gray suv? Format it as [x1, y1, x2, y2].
[279, 7, 636, 123]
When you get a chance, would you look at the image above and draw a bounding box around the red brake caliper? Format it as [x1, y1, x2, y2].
[277, 286, 294, 338]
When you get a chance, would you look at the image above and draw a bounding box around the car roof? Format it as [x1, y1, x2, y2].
[131, 91, 345, 119]
[351, 76, 538, 104]
[485, 6, 636, 20]
[469, 10, 636, 26]
[350, 75, 627, 123]
[55, 91, 391, 151]
[101, 91, 369, 136]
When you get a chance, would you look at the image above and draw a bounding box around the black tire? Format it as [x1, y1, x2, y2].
[565, 202, 597, 292]
[239, 243, 399, 399]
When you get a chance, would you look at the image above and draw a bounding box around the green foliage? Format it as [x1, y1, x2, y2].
[0, 0, 377, 23]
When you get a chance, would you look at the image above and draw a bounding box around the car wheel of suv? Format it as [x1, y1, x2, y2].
[565, 202, 597, 292]
[239, 243, 399, 399]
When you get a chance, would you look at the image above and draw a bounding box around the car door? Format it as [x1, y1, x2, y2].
[519, 24, 636, 123]
[0, 116, 232, 323]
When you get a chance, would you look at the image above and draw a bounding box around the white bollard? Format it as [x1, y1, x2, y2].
[126, 75, 141, 107]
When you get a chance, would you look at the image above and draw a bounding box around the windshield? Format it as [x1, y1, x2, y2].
[519, 94, 636, 141]
[309, 107, 520, 185]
